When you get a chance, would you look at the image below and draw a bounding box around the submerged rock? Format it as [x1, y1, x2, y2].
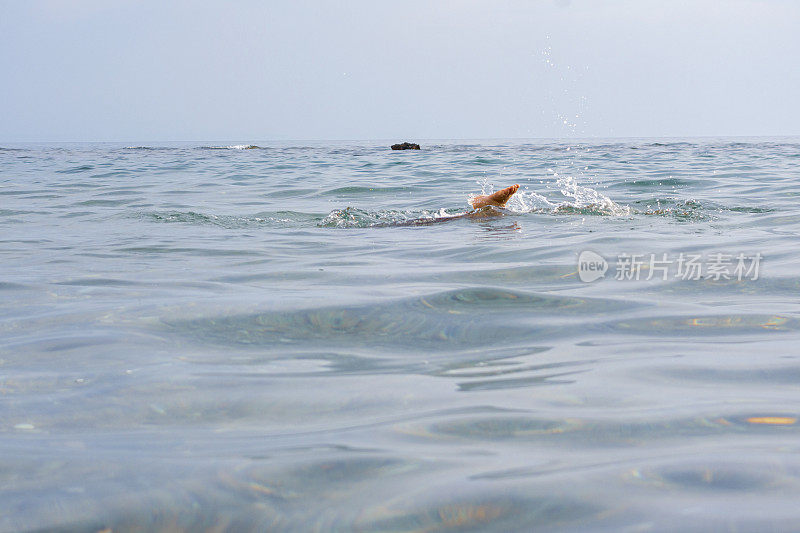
[391, 142, 420, 150]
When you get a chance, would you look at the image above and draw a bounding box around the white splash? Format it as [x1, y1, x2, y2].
[473, 176, 629, 217]
[556, 176, 630, 215]
[506, 188, 557, 213]
[201, 144, 260, 150]
[466, 176, 493, 207]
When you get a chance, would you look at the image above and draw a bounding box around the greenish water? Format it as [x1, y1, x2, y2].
[2, 138, 800, 531]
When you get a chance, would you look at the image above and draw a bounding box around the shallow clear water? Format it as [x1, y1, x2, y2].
[2, 138, 800, 531]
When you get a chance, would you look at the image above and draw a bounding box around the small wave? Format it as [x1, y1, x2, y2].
[0, 281, 29, 291]
[726, 206, 776, 214]
[55, 165, 94, 174]
[319, 207, 465, 228]
[645, 142, 695, 148]
[633, 199, 707, 221]
[139, 210, 314, 228]
[548, 204, 628, 217]
[629, 177, 696, 188]
[123, 146, 178, 151]
[321, 185, 416, 196]
[633, 198, 772, 220]
[199, 145, 264, 150]
[641, 207, 705, 221]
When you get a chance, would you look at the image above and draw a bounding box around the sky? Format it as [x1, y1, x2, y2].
[1, 0, 798, 142]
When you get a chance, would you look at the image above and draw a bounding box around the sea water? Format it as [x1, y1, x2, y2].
[2, 138, 800, 531]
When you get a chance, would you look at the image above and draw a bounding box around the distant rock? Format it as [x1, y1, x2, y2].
[391, 142, 420, 150]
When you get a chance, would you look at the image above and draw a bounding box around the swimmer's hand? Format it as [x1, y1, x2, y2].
[470, 184, 519, 209]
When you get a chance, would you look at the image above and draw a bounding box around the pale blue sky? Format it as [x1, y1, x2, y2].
[1, 0, 798, 142]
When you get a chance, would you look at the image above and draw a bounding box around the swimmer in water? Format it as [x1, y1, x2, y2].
[394, 184, 520, 226]
[327, 184, 521, 227]
[469, 184, 519, 209]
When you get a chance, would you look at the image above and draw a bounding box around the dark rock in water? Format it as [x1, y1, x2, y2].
[391, 142, 420, 150]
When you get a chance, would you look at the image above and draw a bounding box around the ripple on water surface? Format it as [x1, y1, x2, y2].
[165, 287, 640, 353]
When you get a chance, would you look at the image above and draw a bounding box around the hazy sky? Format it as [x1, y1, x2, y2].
[1, 0, 798, 142]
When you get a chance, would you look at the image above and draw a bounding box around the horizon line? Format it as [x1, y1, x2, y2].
[2, 133, 800, 145]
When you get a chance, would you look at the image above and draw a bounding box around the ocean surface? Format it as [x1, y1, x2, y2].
[2, 138, 800, 532]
